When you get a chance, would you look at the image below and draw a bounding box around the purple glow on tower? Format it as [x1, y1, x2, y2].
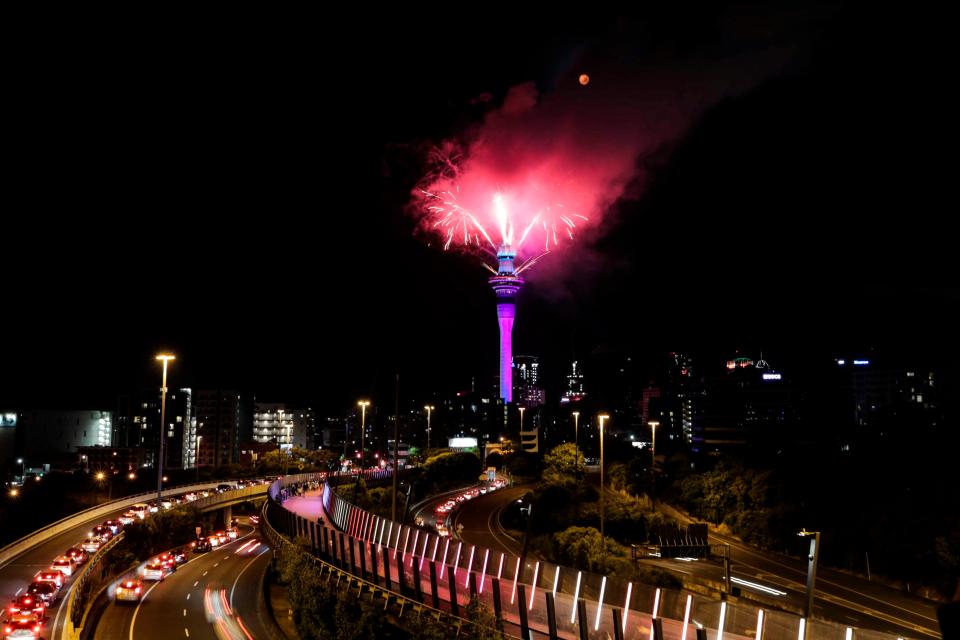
[489, 246, 524, 403]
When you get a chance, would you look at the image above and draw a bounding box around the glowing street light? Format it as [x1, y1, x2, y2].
[155, 354, 175, 504]
[424, 405, 435, 449]
[598, 413, 610, 570]
[358, 401, 370, 470]
[649, 420, 660, 509]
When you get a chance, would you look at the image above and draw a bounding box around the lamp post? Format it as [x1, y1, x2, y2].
[799, 529, 821, 624]
[424, 405, 434, 450]
[648, 420, 659, 509]
[155, 354, 175, 504]
[598, 413, 609, 570]
[358, 401, 370, 471]
[572, 411, 580, 478]
[16, 458, 24, 482]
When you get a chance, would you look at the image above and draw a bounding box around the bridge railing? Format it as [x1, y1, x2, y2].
[261, 478, 522, 639]
[0, 481, 242, 570]
[58, 483, 268, 640]
[306, 482, 910, 640]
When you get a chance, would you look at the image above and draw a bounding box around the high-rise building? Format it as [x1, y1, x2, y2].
[252, 403, 313, 449]
[561, 360, 586, 404]
[513, 355, 545, 408]
[193, 390, 249, 468]
[11, 410, 112, 460]
[115, 389, 192, 468]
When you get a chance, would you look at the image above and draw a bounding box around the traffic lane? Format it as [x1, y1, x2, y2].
[129, 527, 264, 640]
[94, 526, 258, 640]
[637, 555, 938, 639]
[225, 548, 279, 640]
[453, 487, 529, 556]
[712, 532, 941, 635]
[0, 507, 140, 640]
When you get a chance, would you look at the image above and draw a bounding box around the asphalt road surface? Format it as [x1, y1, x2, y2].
[93, 523, 280, 640]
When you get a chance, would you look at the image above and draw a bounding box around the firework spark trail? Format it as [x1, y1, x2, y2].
[420, 180, 588, 273]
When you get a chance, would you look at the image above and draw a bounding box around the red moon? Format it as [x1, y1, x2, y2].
[578, 74, 590, 86]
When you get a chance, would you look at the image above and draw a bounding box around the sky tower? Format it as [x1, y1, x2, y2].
[489, 245, 524, 403]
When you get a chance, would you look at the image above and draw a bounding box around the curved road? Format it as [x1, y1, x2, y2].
[0, 503, 179, 640]
[93, 522, 280, 640]
[451, 486, 942, 639]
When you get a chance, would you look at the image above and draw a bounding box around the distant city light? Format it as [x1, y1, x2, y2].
[837, 359, 846, 365]
[853, 360, 870, 366]
[762, 373, 782, 381]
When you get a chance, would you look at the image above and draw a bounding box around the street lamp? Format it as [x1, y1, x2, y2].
[598, 413, 610, 570]
[155, 354, 175, 505]
[571, 411, 580, 477]
[16, 458, 24, 482]
[798, 529, 821, 624]
[424, 405, 434, 450]
[358, 401, 370, 471]
[648, 420, 659, 509]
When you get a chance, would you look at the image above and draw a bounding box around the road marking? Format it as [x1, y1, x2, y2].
[214, 562, 219, 568]
[14, 588, 22, 596]
[202, 571, 208, 576]
[230, 547, 270, 608]
[183, 608, 187, 616]
[186, 593, 190, 600]
[129, 580, 162, 640]
[193, 581, 199, 587]
[714, 533, 939, 624]
[184, 629, 190, 637]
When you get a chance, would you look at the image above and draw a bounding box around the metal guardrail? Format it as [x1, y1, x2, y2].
[262, 477, 521, 639]
[56, 484, 269, 640]
[0, 481, 239, 570]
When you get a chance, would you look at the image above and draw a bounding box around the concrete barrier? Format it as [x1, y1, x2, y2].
[0, 481, 263, 570]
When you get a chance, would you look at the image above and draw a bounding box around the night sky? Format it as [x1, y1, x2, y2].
[4, 6, 956, 413]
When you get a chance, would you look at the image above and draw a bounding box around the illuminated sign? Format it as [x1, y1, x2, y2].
[836, 359, 846, 365]
[762, 373, 782, 381]
[853, 360, 870, 366]
[448, 437, 478, 448]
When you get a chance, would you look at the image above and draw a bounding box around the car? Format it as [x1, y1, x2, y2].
[248, 515, 259, 525]
[65, 547, 88, 565]
[90, 525, 113, 541]
[26, 582, 59, 605]
[7, 595, 45, 618]
[50, 555, 76, 577]
[102, 519, 122, 534]
[34, 571, 64, 589]
[169, 548, 187, 564]
[115, 579, 144, 603]
[118, 512, 136, 526]
[141, 562, 165, 581]
[159, 498, 174, 510]
[230, 517, 240, 528]
[156, 554, 177, 573]
[81, 538, 101, 554]
[214, 531, 228, 544]
[216, 484, 234, 493]
[129, 503, 149, 519]
[182, 492, 197, 502]
[3, 613, 43, 639]
[207, 535, 221, 548]
[192, 538, 212, 553]
[225, 528, 238, 540]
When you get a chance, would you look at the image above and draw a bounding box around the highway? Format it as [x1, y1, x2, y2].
[447, 486, 943, 638]
[93, 522, 280, 640]
[0, 502, 166, 640]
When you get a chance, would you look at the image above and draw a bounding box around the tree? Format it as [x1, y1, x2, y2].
[543, 443, 583, 479]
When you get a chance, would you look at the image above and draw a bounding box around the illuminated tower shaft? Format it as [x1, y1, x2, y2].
[489, 246, 524, 403]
